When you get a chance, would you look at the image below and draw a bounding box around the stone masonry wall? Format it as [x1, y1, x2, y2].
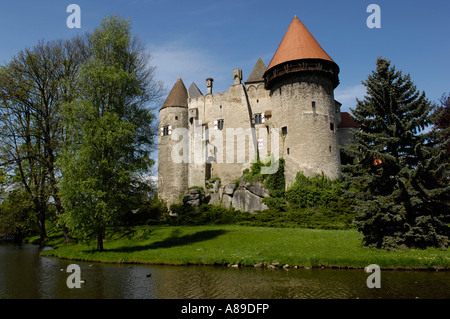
[158, 106, 189, 206]
[268, 73, 341, 185]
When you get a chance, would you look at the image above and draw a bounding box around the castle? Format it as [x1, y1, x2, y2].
[158, 16, 357, 207]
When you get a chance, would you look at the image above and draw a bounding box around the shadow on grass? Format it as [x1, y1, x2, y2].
[107, 229, 229, 253]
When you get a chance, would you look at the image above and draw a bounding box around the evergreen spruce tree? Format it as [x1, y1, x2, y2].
[434, 93, 450, 156]
[343, 57, 449, 250]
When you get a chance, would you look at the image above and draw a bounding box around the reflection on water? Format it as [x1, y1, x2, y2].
[0, 244, 449, 299]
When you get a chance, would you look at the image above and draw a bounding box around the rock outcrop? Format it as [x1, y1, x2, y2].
[221, 181, 269, 213]
[182, 188, 204, 207]
[183, 180, 270, 213]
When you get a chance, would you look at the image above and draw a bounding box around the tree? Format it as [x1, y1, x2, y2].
[433, 92, 450, 155]
[0, 189, 35, 243]
[0, 37, 88, 243]
[343, 57, 449, 250]
[58, 16, 163, 251]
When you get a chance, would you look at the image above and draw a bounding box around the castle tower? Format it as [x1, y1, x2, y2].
[263, 16, 341, 184]
[158, 77, 189, 206]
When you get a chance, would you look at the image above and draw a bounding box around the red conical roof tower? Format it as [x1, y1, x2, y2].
[161, 77, 188, 109]
[264, 16, 339, 89]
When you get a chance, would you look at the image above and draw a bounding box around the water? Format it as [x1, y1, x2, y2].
[0, 243, 449, 299]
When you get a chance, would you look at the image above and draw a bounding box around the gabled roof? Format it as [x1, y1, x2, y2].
[161, 77, 188, 109]
[188, 82, 203, 99]
[245, 57, 267, 84]
[338, 112, 359, 128]
[266, 16, 335, 72]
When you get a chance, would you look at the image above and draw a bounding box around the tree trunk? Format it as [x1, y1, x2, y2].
[97, 230, 104, 251]
[36, 210, 46, 245]
[47, 138, 72, 242]
[51, 189, 71, 242]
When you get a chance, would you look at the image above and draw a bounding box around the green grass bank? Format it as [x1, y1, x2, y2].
[37, 225, 449, 270]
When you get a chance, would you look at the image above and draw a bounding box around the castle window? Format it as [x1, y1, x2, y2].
[214, 119, 224, 130]
[330, 123, 334, 131]
[175, 116, 178, 120]
[253, 113, 264, 124]
[287, 148, 290, 155]
[161, 125, 172, 136]
[312, 101, 316, 113]
[281, 126, 288, 135]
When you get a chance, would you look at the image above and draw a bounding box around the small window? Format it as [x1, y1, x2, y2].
[281, 126, 288, 135]
[330, 123, 334, 131]
[175, 116, 178, 120]
[254, 113, 263, 124]
[161, 126, 171, 136]
[287, 148, 290, 155]
[312, 101, 316, 113]
[217, 120, 223, 130]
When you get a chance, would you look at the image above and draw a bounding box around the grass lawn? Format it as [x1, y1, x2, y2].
[39, 224, 450, 269]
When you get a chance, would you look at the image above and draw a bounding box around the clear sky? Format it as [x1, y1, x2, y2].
[0, 0, 449, 112]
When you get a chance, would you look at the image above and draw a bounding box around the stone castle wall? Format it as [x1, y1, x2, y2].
[158, 105, 189, 206]
[158, 70, 344, 207]
[267, 73, 341, 185]
[188, 80, 262, 187]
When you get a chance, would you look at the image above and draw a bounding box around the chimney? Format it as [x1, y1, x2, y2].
[233, 69, 242, 85]
[206, 78, 213, 94]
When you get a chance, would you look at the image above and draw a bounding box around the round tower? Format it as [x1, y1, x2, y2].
[263, 16, 341, 184]
[158, 77, 189, 206]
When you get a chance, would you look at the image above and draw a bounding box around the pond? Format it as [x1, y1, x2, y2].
[0, 243, 449, 299]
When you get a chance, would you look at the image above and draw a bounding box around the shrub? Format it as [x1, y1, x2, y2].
[166, 203, 253, 226]
[264, 158, 286, 197]
[161, 159, 356, 230]
[121, 196, 168, 226]
[0, 190, 37, 242]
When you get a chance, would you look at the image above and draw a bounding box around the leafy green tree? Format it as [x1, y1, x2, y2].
[0, 189, 35, 243]
[59, 16, 163, 250]
[342, 57, 449, 249]
[0, 38, 88, 243]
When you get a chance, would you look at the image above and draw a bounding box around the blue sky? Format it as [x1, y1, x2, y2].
[0, 0, 449, 113]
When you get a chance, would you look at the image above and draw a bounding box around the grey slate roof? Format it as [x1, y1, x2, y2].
[188, 82, 204, 99]
[245, 57, 267, 84]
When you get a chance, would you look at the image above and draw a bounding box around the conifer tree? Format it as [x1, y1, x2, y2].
[433, 93, 450, 155]
[343, 57, 449, 250]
